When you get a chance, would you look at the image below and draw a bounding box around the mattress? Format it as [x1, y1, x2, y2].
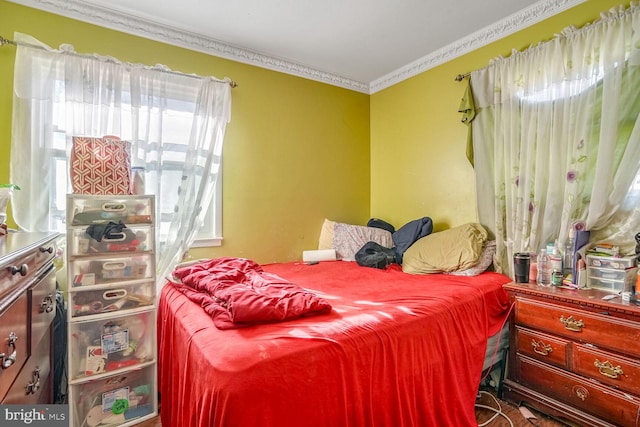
[158, 260, 511, 427]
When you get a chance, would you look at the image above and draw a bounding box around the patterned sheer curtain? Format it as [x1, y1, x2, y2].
[10, 32, 232, 288]
[470, 4, 640, 276]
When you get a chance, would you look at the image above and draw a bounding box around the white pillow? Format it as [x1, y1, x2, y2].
[317, 219, 393, 261]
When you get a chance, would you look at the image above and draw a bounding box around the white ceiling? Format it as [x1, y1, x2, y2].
[9, 0, 586, 93]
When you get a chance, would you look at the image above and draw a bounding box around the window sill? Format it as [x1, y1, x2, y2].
[190, 237, 223, 248]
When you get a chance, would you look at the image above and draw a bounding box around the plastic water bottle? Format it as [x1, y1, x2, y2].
[563, 229, 575, 279]
[131, 166, 146, 195]
[537, 248, 551, 286]
[549, 245, 563, 286]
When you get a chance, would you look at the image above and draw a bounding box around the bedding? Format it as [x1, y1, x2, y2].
[318, 219, 393, 260]
[157, 259, 511, 427]
[402, 222, 488, 274]
[169, 257, 332, 329]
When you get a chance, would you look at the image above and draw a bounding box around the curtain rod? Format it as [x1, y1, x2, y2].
[0, 35, 237, 88]
[455, 72, 470, 82]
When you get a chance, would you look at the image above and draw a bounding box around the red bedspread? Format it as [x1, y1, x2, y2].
[158, 260, 511, 427]
[169, 257, 332, 329]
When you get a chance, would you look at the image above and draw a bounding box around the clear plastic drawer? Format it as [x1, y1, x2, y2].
[70, 365, 156, 427]
[69, 253, 154, 288]
[68, 195, 154, 226]
[587, 277, 626, 293]
[68, 281, 155, 318]
[587, 266, 637, 293]
[587, 267, 627, 281]
[68, 310, 155, 382]
[67, 224, 154, 256]
[586, 254, 636, 270]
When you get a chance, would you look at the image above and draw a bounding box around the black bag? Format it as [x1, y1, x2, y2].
[355, 241, 397, 269]
[367, 218, 395, 234]
[53, 289, 68, 403]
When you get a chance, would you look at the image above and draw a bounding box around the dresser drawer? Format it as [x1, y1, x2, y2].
[573, 343, 640, 396]
[517, 354, 640, 426]
[0, 293, 28, 400]
[0, 239, 56, 301]
[515, 326, 569, 369]
[30, 266, 57, 349]
[1, 331, 51, 404]
[515, 297, 640, 357]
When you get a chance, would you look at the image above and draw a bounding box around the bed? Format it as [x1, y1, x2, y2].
[157, 256, 511, 427]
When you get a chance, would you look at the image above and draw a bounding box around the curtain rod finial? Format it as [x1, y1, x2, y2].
[455, 74, 467, 82]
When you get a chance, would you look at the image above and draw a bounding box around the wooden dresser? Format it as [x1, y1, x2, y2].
[0, 232, 59, 404]
[503, 282, 640, 427]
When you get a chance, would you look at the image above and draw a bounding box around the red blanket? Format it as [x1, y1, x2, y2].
[159, 260, 511, 427]
[169, 257, 332, 329]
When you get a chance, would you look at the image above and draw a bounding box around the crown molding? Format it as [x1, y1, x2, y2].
[9, 0, 585, 95]
[370, 0, 587, 93]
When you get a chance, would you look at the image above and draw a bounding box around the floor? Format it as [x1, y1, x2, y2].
[136, 387, 573, 427]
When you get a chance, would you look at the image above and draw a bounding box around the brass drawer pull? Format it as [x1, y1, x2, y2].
[531, 339, 553, 356]
[594, 359, 624, 379]
[560, 315, 584, 332]
[573, 385, 589, 401]
[0, 332, 18, 369]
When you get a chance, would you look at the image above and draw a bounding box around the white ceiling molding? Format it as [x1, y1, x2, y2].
[370, 0, 586, 93]
[9, 0, 585, 95]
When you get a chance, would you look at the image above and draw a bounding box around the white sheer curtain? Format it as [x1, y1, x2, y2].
[470, 4, 640, 275]
[10, 32, 232, 287]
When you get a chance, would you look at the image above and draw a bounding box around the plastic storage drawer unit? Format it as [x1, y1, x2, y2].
[586, 254, 637, 292]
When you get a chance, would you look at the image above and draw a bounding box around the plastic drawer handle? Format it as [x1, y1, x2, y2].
[103, 289, 127, 300]
[103, 233, 126, 242]
[0, 332, 17, 369]
[102, 202, 126, 212]
[103, 261, 127, 270]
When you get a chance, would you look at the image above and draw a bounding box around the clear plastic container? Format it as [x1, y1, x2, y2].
[131, 167, 146, 195]
[70, 365, 157, 427]
[68, 309, 155, 381]
[537, 248, 551, 286]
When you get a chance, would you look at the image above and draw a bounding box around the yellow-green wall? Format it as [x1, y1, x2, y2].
[370, 0, 630, 232]
[0, 0, 630, 262]
[0, 0, 370, 264]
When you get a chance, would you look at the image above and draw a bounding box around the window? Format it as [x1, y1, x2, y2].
[47, 78, 222, 246]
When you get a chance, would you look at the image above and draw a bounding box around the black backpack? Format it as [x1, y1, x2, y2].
[355, 241, 397, 269]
